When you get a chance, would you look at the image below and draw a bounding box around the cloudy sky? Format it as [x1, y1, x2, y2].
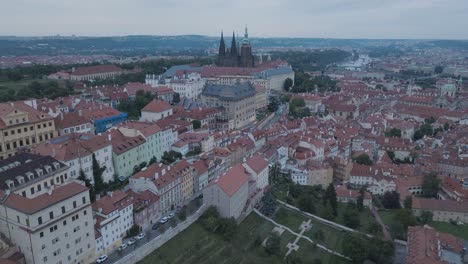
[2, 0, 468, 39]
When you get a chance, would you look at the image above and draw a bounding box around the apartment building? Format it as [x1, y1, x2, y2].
[107, 129, 148, 178]
[243, 153, 269, 191]
[32, 133, 115, 183]
[203, 164, 249, 220]
[93, 190, 134, 254]
[0, 101, 57, 160]
[116, 122, 163, 161]
[130, 161, 190, 214]
[201, 83, 256, 130]
[0, 153, 96, 264]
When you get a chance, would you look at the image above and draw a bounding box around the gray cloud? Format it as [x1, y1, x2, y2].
[1, 0, 467, 39]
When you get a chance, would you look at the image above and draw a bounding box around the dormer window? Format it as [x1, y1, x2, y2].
[44, 165, 52, 174]
[5, 180, 14, 188]
[35, 168, 43, 177]
[53, 162, 60, 170]
[15, 176, 24, 184]
[26, 172, 34, 180]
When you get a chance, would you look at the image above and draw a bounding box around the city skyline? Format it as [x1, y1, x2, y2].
[2, 0, 468, 39]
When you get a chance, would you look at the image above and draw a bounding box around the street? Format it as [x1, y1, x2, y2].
[103, 199, 203, 264]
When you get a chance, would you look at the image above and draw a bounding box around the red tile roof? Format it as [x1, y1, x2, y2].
[245, 153, 269, 174]
[141, 99, 172, 113]
[3, 182, 88, 214]
[71, 64, 123, 76]
[214, 164, 249, 197]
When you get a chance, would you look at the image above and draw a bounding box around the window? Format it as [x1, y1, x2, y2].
[49, 211, 54, 219]
[61, 206, 65, 214]
[83, 210, 87, 216]
[37, 184, 41, 192]
[82, 197, 86, 204]
[40, 232, 44, 238]
[38, 217, 42, 225]
[16, 216, 20, 223]
[73, 201, 77, 208]
[63, 220, 67, 226]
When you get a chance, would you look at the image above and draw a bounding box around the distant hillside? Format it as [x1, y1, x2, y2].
[0, 35, 467, 56]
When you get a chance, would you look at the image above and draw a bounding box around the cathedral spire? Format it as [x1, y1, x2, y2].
[230, 31, 237, 56]
[244, 25, 248, 39]
[218, 31, 225, 56]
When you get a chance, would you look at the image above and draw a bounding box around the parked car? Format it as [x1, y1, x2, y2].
[169, 213, 175, 218]
[96, 255, 108, 263]
[159, 217, 169, 224]
[127, 238, 136, 246]
[118, 244, 127, 251]
[152, 223, 161, 230]
[136, 233, 145, 240]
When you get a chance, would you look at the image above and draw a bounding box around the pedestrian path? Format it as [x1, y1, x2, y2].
[253, 209, 350, 260]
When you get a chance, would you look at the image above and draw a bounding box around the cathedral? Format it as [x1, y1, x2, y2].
[216, 26, 255, 68]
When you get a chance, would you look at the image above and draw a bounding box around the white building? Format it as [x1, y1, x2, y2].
[169, 72, 206, 100]
[140, 99, 173, 123]
[0, 153, 96, 264]
[203, 164, 249, 219]
[32, 133, 115, 184]
[93, 190, 134, 254]
[243, 153, 269, 191]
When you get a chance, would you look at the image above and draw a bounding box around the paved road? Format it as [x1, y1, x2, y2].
[102, 201, 203, 264]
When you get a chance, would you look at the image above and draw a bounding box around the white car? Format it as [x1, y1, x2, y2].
[118, 244, 127, 251]
[169, 213, 175, 218]
[159, 217, 169, 224]
[136, 233, 145, 240]
[127, 238, 136, 246]
[96, 255, 108, 263]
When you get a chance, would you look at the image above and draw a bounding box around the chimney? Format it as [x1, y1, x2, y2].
[78, 109, 82, 116]
[108, 191, 113, 197]
[108, 133, 112, 142]
[162, 169, 166, 176]
[60, 112, 64, 120]
[155, 172, 159, 179]
[51, 148, 56, 158]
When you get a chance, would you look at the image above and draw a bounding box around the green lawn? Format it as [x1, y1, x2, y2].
[139, 212, 350, 264]
[0, 78, 48, 90]
[430, 222, 468, 240]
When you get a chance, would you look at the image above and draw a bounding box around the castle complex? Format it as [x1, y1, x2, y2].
[216, 26, 255, 68]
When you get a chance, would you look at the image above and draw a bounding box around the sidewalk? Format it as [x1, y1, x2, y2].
[370, 207, 392, 241]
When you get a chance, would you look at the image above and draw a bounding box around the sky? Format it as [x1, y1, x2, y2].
[2, 0, 468, 39]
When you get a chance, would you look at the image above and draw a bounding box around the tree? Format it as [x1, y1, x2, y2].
[324, 183, 338, 216]
[260, 191, 277, 217]
[354, 154, 373, 165]
[92, 154, 106, 195]
[386, 128, 402, 138]
[403, 196, 413, 209]
[125, 224, 140, 238]
[173, 92, 180, 104]
[78, 169, 96, 202]
[161, 150, 182, 164]
[367, 237, 395, 264]
[434, 65, 444, 74]
[357, 187, 365, 211]
[422, 172, 440, 198]
[382, 191, 401, 209]
[267, 96, 280, 113]
[283, 78, 293, 92]
[177, 210, 187, 221]
[298, 194, 315, 214]
[265, 233, 281, 256]
[419, 211, 433, 225]
[343, 204, 360, 229]
[192, 120, 201, 129]
[290, 98, 305, 108]
[394, 209, 417, 230]
[342, 234, 369, 264]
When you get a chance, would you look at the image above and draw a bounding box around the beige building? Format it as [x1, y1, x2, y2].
[201, 82, 256, 130]
[203, 164, 249, 219]
[412, 197, 468, 223]
[0, 153, 96, 264]
[0, 101, 57, 160]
